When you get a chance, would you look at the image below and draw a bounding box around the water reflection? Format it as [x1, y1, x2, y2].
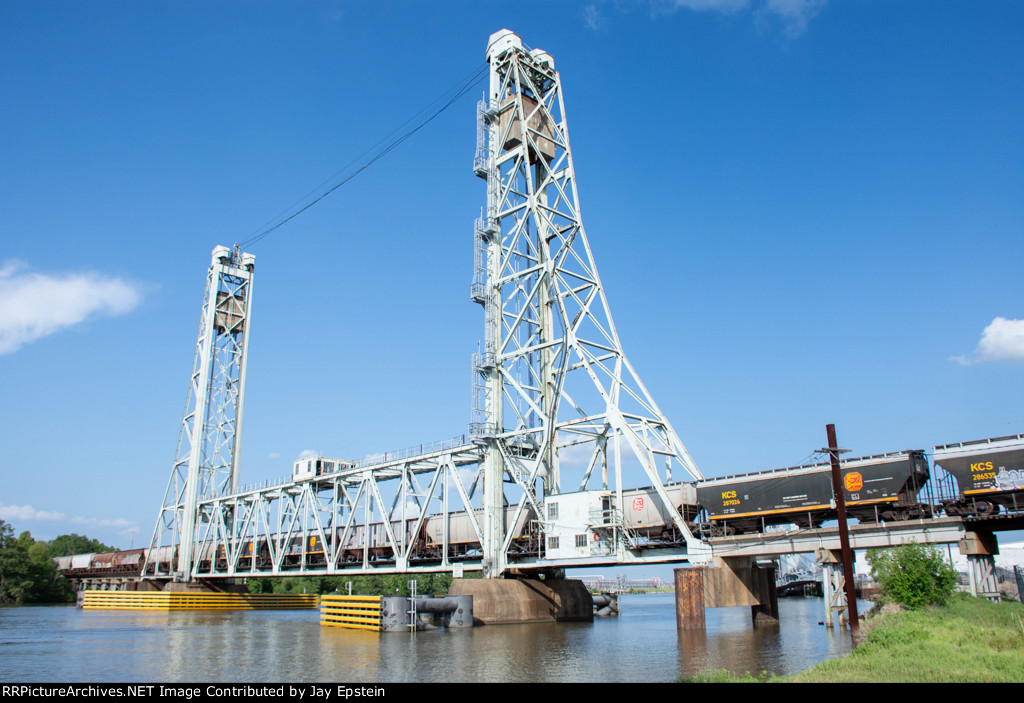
[0, 595, 861, 682]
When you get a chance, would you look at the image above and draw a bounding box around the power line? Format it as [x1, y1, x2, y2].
[239, 63, 488, 250]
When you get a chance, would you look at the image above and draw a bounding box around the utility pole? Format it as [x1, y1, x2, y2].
[823, 423, 859, 631]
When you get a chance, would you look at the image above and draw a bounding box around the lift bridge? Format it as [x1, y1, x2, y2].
[144, 30, 715, 583]
[138, 31, 1006, 607]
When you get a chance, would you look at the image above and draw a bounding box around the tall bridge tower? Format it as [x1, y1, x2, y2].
[471, 30, 706, 576]
[146, 245, 255, 581]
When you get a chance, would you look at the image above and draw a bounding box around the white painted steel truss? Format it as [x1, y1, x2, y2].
[147, 246, 255, 580]
[178, 441, 508, 578]
[151, 432, 703, 580]
[472, 30, 707, 575]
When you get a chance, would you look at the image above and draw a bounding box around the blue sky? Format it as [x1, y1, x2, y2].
[1, 1, 1022, 553]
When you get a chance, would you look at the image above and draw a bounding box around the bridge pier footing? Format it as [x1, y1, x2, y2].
[674, 558, 779, 630]
[446, 578, 592, 624]
[127, 579, 249, 594]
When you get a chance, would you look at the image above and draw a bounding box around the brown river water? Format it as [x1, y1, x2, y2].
[0, 594, 861, 683]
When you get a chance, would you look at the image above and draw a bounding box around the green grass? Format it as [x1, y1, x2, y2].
[788, 595, 1024, 682]
[681, 595, 1024, 683]
[679, 670, 772, 683]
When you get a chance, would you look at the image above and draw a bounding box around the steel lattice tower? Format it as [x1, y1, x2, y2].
[146, 245, 255, 581]
[472, 30, 706, 576]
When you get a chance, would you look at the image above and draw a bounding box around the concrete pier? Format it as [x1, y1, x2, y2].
[447, 578, 593, 624]
[674, 558, 779, 629]
[961, 530, 1000, 601]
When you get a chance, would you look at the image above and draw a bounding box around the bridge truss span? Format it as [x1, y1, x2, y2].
[144, 438, 709, 579]
[145, 442, 499, 579]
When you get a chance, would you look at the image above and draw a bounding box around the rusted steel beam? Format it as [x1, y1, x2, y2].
[674, 567, 706, 629]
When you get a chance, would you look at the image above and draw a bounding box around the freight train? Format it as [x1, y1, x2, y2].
[56, 433, 1024, 575]
[68, 484, 695, 576]
[695, 450, 932, 535]
[53, 549, 146, 576]
[695, 433, 1024, 535]
[132, 504, 544, 576]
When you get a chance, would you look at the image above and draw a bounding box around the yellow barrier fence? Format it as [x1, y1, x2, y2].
[319, 595, 382, 631]
[81, 591, 319, 611]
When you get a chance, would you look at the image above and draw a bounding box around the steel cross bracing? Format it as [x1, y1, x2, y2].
[179, 441, 504, 578]
[146, 246, 255, 581]
[471, 30, 709, 575]
[149, 439, 704, 579]
[144, 31, 712, 582]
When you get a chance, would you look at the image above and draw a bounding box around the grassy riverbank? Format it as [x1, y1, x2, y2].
[685, 594, 1024, 683]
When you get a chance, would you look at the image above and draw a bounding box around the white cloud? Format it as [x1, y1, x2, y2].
[0, 504, 66, 522]
[664, 0, 749, 12]
[951, 317, 1024, 365]
[583, 5, 604, 30]
[397, 501, 422, 519]
[0, 505, 142, 550]
[0, 503, 138, 532]
[446, 467, 481, 502]
[557, 442, 601, 471]
[652, 0, 825, 36]
[69, 516, 137, 529]
[0, 260, 142, 355]
[757, 0, 826, 38]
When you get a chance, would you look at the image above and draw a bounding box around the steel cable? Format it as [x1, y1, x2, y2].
[239, 63, 489, 249]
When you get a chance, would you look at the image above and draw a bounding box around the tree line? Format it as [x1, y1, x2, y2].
[247, 571, 477, 597]
[0, 518, 475, 604]
[0, 519, 117, 604]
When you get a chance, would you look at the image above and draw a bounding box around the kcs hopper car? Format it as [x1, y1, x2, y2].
[695, 449, 930, 534]
[934, 433, 1024, 517]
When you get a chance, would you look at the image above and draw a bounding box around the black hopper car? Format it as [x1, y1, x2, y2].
[695, 450, 931, 535]
[693, 433, 1024, 535]
[933, 434, 1024, 518]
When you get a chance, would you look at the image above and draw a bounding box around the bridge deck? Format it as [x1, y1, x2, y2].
[705, 516, 967, 558]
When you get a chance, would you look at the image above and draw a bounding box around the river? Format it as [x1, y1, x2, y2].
[1, 594, 864, 683]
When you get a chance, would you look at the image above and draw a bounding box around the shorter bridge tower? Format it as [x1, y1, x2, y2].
[146, 245, 255, 581]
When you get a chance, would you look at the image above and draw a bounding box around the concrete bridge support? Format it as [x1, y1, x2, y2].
[447, 578, 592, 624]
[673, 558, 779, 629]
[960, 531, 1000, 602]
